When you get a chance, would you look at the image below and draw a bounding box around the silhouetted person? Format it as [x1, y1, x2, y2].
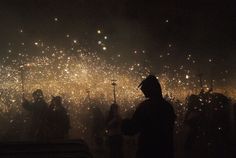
[22, 89, 48, 141]
[122, 75, 176, 158]
[184, 91, 230, 158]
[88, 102, 105, 148]
[184, 94, 206, 150]
[46, 96, 70, 140]
[106, 103, 123, 158]
[207, 92, 230, 158]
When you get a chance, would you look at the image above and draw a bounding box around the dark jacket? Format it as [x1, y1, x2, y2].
[46, 104, 70, 140]
[22, 99, 48, 140]
[122, 98, 176, 158]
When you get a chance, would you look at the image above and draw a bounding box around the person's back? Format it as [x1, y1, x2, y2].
[123, 98, 175, 158]
[122, 75, 176, 158]
[33, 100, 47, 124]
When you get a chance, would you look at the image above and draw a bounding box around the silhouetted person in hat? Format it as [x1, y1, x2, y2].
[46, 96, 70, 140]
[122, 75, 176, 158]
[22, 89, 48, 141]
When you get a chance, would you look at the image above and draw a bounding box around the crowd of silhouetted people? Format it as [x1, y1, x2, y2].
[183, 90, 232, 158]
[0, 75, 235, 158]
[22, 89, 70, 141]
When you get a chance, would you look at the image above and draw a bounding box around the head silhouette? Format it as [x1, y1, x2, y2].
[32, 89, 44, 101]
[51, 96, 62, 106]
[139, 75, 163, 99]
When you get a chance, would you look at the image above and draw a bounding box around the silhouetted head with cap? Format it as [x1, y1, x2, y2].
[51, 96, 62, 107]
[32, 89, 44, 102]
[139, 75, 163, 100]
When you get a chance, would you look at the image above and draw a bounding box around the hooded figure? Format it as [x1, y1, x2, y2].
[122, 75, 176, 158]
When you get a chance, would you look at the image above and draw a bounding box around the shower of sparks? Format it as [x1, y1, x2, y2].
[0, 40, 158, 137]
[0, 41, 151, 114]
[0, 38, 213, 115]
[0, 35, 235, 139]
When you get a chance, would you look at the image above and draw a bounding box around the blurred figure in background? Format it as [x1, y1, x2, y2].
[22, 89, 48, 141]
[106, 103, 123, 158]
[46, 96, 70, 140]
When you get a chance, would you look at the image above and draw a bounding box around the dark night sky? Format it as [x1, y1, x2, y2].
[0, 0, 235, 84]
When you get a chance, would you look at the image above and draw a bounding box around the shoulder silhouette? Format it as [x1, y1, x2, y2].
[122, 75, 176, 158]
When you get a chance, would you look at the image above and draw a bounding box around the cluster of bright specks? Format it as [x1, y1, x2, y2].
[0, 40, 153, 139]
[0, 42, 150, 113]
[97, 29, 108, 51]
[1, 37, 235, 116]
[0, 27, 234, 140]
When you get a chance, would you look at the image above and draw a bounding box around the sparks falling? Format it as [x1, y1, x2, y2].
[0, 38, 235, 115]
